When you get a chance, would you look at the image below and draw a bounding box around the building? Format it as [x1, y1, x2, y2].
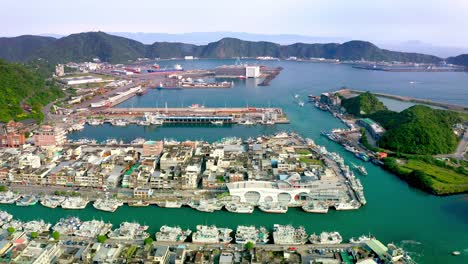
[246, 66, 261, 78]
[133, 187, 154, 199]
[59, 75, 103, 85]
[55, 64, 65, 77]
[142, 141, 163, 157]
[13, 241, 61, 264]
[214, 65, 246, 77]
[33, 125, 66, 147]
[320, 92, 341, 107]
[357, 118, 386, 140]
[153, 246, 170, 264]
[0, 121, 27, 148]
[174, 245, 187, 264]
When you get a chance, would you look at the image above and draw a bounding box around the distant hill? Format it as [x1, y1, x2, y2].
[0, 35, 56, 62]
[447, 54, 468, 68]
[0, 31, 452, 64]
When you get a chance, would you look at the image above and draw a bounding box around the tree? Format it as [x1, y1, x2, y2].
[245, 241, 255, 250]
[52, 231, 60, 240]
[144, 237, 154, 245]
[7, 227, 15, 235]
[0, 185, 7, 192]
[97, 235, 107, 243]
[31, 232, 38, 239]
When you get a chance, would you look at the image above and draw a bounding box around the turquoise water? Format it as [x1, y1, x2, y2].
[2, 60, 468, 263]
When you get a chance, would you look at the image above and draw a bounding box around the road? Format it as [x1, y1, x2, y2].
[435, 129, 468, 160]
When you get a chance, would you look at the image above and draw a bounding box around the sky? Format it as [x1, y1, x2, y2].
[1, 0, 467, 47]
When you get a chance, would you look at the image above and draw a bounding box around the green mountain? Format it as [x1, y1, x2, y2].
[341, 92, 388, 116]
[0, 35, 56, 62]
[447, 54, 468, 68]
[37, 32, 147, 64]
[369, 105, 461, 155]
[0, 32, 445, 64]
[0, 59, 63, 122]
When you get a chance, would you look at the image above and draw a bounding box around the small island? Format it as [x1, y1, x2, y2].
[315, 90, 468, 195]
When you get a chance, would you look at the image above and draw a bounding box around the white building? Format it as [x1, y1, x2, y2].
[246, 66, 261, 78]
[19, 153, 41, 169]
[182, 164, 202, 189]
[13, 241, 61, 264]
[60, 76, 103, 85]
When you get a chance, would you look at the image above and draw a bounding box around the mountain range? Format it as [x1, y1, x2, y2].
[0, 31, 466, 67]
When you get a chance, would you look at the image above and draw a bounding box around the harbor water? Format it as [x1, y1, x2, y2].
[2, 60, 468, 263]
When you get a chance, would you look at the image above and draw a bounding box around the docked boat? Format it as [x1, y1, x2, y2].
[16, 195, 38, 206]
[52, 217, 82, 235]
[159, 200, 183, 208]
[344, 144, 358, 153]
[23, 220, 51, 234]
[87, 119, 104, 126]
[258, 203, 288, 214]
[235, 225, 269, 244]
[211, 120, 224, 125]
[355, 152, 370, 162]
[225, 203, 254, 214]
[302, 202, 329, 214]
[0, 191, 20, 204]
[240, 120, 255, 126]
[350, 234, 374, 244]
[0, 211, 13, 225]
[334, 200, 361, 210]
[192, 225, 232, 244]
[74, 220, 113, 238]
[130, 138, 146, 145]
[40, 196, 66, 209]
[108, 222, 149, 240]
[93, 198, 124, 212]
[2, 220, 24, 231]
[309, 231, 343, 244]
[111, 119, 128, 127]
[272, 224, 308, 245]
[61, 197, 89, 210]
[128, 200, 150, 207]
[136, 120, 151, 126]
[155, 225, 192, 242]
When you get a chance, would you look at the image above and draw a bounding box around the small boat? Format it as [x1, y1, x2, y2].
[351, 163, 368, 175]
[16, 195, 38, 206]
[128, 200, 150, 207]
[452, 251, 461, 256]
[258, 203, 288, 214]
[211, 120, 224, 125]
[298, 101, 305, 107]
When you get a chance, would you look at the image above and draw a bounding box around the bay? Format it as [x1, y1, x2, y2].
[2, 60, 468, 263]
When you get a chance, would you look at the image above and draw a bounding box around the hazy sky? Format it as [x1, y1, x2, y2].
[1, 0, 467, 46]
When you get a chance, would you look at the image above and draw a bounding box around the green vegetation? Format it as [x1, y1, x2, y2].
[295, 149, 312, 155]
[0, 59, 63, 123]
[245, 241, 255, 250]
[216, 192, 230, 199]
[143, 237, 153, 245]
[370, 105, 461, 155]
[216, 176, 226, 183]
[124, 245, 137, 259]
[298, 157, 323, 166]
[341, 92, 387, 116]
[52, 231, 60, 240]
[7, 227, 15, 235]
[447, 54, 468, 68]
[383, 157, 468, 195]
[31, 232, 38, 239]
[0, 33, 442, 63]
[0, 185, 7, 192]
[97, 235, 108, 243]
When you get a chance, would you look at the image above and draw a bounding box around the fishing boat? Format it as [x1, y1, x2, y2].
[16, 195, 38, 206]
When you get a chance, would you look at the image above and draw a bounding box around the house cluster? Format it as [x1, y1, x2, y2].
[0, 132, 348, 198]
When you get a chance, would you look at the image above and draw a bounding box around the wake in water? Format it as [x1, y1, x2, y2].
[401, 240, 423, 245]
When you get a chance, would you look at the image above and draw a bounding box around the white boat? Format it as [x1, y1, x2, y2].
[302, 202, 329, 214]
[334, 201, 360, 211]
[52, 217, 82, 235]
[111, 119, 128, 127]
[235, 225, 269, 244]
[2, 220, 24, 231]
[16, 195, 38, 206]
[74, 220, 113, 238]
[87, 119, 104, 126]
[273, 224, 308, 245]
[155, 225, 192, 242]
[61, 197, 89, 210]
[240, 120, 255, 126]
[108, 222, 149, 240]
[298, 101, 305, 107]
[0, 191, 20, 204]
[192, 225, 232, 244]
[349, 234, 374, 244]
[225, 203, 254, 214]
[0, 211, 13, 225]
[93, 198, 123, 212]
[40, 196, 66, 209]
[309, 231, 343, 244]
[157, 200, 183, 208]
[23, 220, 51, 234]
[211, 120, 224, 125]
[258, 203, 288, 214]
[137, 120, 150, 126]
